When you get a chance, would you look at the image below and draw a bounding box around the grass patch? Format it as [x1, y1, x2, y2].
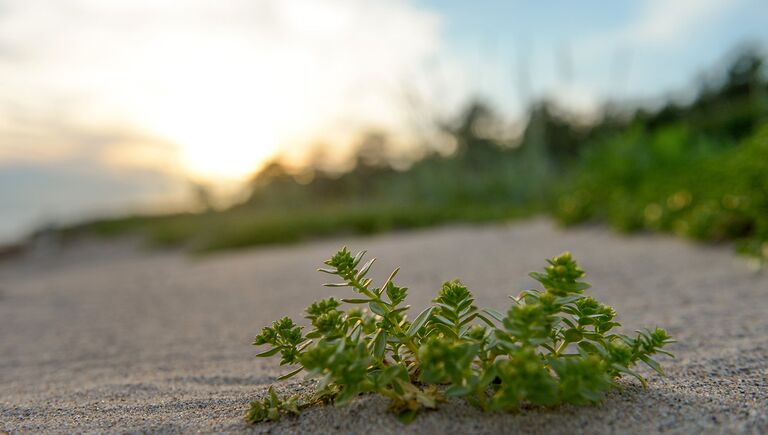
[57, 202, 536, 253]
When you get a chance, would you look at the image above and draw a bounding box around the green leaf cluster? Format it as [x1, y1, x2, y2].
[555, 124, 768, 263]
[246, 248, 673, 424]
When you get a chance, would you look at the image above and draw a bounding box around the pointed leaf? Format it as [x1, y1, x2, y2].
[475, 313, 496, 327]
[430, 322, 458, 338]
[445, 384, 473, 396]
[254, 347, 281, 357]
[459, 312, 478, 326]
[352, 249, 366, 267]
[639, 355, 665, 376]
[277, 367, 303, 380]
[434, 314, 455, 325]
[356, 258, 376, 279]
[341, 298, 373, 304]
[555, 294, 585, 305]
[372, 330, 388, 360]
[381, 267, 400, 290]
[481, 308, 505, 322]
[406, 306, 435, 336]
[369, 301, 387, 316]
[611, 363, 647, 387]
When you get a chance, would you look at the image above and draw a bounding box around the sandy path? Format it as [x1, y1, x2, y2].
[1, 219, 766, 434]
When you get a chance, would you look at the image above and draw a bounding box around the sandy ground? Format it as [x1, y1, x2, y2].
[1, 219, 766, 434]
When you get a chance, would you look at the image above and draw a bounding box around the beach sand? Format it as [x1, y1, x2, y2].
[1, 219, 766, 433]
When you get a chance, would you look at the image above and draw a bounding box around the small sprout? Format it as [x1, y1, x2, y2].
[244, 386, 301, 424]
[246, 248, 673, 424]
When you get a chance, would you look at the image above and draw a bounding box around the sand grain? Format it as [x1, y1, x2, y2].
[1, 220, 766, 433]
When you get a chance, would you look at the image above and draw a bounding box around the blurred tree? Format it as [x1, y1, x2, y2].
[191, 181, 214, 212]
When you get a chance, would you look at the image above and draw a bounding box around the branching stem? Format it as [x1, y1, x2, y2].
[348, 275, 421, 357]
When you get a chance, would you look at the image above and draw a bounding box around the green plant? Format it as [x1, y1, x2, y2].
[245, 248, 674, 424]
[554, 124, 768, 263]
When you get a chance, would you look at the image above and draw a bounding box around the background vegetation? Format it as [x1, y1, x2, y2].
[52, 47, 768, 260]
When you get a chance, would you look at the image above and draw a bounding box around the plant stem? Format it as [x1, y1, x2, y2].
[348, 275, 421, 357]
[554, 340, 569, 356]
[475, 387, 488, 411]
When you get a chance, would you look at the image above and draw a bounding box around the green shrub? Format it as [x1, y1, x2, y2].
[246, 248, 673, 424]
[555, 124, 768, 262]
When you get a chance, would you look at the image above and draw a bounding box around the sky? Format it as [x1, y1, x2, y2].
[1, 0, 767, 243]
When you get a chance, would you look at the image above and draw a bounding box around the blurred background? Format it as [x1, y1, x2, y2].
[1, 0, 767, 259]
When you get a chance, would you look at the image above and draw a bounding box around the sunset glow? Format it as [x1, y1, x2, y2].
[0, 0, 444, 183]
[2, 0, 767, 242]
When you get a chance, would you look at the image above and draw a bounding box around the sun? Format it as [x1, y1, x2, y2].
[151, 106, 280, 182]
[173, 123, 279, 182]
[133, 68, 286, 183]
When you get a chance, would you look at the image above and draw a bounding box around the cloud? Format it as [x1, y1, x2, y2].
[0, 0, 455, 179]
[556, 0, 746, 111]
[0, 105, 179, 167]
[577, 0, 745, 65]
[622, 0, 740, 47]
[0, 0, 463, 241]
[0, 112, 191, 242]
